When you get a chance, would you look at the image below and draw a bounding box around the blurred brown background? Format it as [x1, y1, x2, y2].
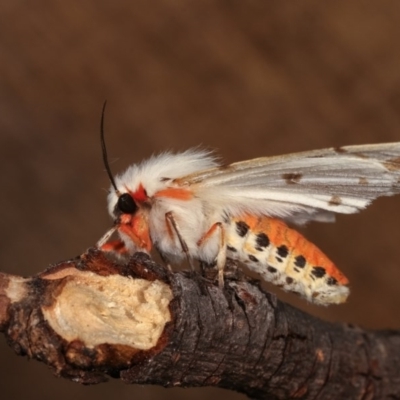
[1, 1, 400, 399]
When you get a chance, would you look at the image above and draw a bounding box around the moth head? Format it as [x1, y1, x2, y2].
[107, 181, 150, 220]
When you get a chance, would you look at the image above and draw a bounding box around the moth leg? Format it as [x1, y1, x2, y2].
[99, 240, 128, 254]
[197, 222, 226, 288]
[97, 226, 129, 254]
[165, 211, 195, 270]
[97, 226, 117, 248]
[156, 248, 173, 271]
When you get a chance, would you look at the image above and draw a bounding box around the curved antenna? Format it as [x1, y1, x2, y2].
[100, 101, 119, 194]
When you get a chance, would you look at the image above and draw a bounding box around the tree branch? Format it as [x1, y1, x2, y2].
[0, 249, 399, 399]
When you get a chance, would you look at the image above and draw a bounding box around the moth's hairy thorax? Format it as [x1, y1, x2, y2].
[149, 196, 219, 260]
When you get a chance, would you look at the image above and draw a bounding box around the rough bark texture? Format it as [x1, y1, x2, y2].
[1, 249, 399, 399]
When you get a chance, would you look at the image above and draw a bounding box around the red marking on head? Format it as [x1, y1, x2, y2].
[154, 188, 193, 201]
[118, 212, 152, 252]
[132, 183, 148, 202]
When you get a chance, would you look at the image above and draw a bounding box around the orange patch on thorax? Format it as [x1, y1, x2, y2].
[154, 188, 193, 201]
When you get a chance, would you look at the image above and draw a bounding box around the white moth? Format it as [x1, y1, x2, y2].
[98, 142, 400, 305]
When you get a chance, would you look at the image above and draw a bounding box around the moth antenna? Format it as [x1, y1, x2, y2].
[100, 101, 119, 194]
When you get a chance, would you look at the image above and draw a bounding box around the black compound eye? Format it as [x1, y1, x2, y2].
[117, 193, 137, 214]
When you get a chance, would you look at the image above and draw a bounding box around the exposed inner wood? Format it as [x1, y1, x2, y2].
[41, 270, 173, 349]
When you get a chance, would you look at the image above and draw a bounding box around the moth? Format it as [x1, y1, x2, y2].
[98, 133, 400, 306]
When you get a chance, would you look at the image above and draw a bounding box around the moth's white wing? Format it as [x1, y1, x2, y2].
[173, 143, 400, 224]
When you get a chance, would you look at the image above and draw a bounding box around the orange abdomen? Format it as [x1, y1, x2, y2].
[225, 214, 349, 305]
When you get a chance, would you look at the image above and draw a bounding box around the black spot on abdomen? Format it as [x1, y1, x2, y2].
[277, 245, 289, 258]
[326, 277, 338, 286]
[236, 221, 249, 237]
[227, 245, 237, 253]
[255, 232, 270, 249]
[294, 255, 306, 268]
[311, 266, 326, 278]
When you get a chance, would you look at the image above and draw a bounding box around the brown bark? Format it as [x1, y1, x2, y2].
[0, 249, 399, 399]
